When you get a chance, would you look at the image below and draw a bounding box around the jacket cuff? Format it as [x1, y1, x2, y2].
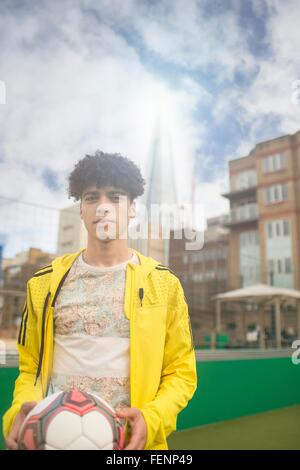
[140, 404, 166, 450]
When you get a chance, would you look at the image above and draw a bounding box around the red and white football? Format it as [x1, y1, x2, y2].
[18, 389, 125, 450]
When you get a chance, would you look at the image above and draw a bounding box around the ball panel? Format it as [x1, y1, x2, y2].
[90, 393, 116, 417]
[62, 390, 95, 416]
[18, 391, 63, 444]
[65, 435, 100, 450]
[82, 410, 114, 448]
[46, 410, 82, 449]
[29, 392, 63, 418]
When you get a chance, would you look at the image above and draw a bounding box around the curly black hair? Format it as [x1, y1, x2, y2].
[68, 151, 145, 202]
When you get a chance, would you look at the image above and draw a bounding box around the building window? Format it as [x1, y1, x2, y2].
[240, 230, 260, 286]
[283, 219, 290, 235]
[234, 170, 257, 190]
[266, 219, 290, 238]
[268, 257, 292, 275]
[285, 258, 292, 273]
[264, 183, 288, 204]
[262, 153, 286, 173]
[265, 218, 293, 287]
[240, 230, 259, 246]
[268, 259, 275, 273]
[193, 272, 203, 282]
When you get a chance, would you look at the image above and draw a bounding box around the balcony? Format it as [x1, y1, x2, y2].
[224, 204, 259, 227]
[222, 184, 257, 201]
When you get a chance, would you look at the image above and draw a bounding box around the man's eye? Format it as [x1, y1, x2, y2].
[86, 196, 97, 201]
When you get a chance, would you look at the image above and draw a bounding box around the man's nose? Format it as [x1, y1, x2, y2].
[95, 201, 112, 217]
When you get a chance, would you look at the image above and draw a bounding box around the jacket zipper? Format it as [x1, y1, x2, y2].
[35, 291, 50, 386]
[34, 267, 72, 387]
[130, 268, 135, 407]
[51, 268, 71, 307]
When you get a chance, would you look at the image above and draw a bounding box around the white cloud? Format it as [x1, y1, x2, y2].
[0, 1, 208, 255]
[1, 0, 300, 257]
[237, 0, 300, 136]
[132, 0, 255, 81]
[0, 1, 205, 196]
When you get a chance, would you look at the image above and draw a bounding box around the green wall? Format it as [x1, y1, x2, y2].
[177, 357, 300, 429]
[1, 368, 18, 450]
[1, 357, 300, 449]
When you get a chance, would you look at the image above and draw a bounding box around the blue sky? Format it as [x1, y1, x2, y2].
[0, 0, 300, 256]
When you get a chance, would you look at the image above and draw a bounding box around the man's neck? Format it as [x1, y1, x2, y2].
[82, 238, 134, 268]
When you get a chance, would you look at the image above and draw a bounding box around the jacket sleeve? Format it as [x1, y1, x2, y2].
[2, 281, 43, 439]
[140, 275, 197, 449]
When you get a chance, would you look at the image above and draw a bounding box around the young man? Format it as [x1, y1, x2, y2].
[3, 151, 197, 450]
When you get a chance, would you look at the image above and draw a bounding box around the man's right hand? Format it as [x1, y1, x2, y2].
[5, 401, 37, 450]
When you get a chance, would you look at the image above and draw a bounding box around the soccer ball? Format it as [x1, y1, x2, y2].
[18, 389, 125, 450]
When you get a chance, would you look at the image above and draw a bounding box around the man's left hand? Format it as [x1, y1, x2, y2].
[116, 407, 147, 450]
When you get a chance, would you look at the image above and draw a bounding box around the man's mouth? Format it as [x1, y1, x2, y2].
[93, 219, 115, 224]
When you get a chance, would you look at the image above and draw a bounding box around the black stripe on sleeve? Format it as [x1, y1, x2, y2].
[18, 303, 27, 345]
[21, 307, 28, 346]
[33, 269, 53, 277]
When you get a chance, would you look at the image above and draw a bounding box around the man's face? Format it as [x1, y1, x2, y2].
[80, 185, 136, 241]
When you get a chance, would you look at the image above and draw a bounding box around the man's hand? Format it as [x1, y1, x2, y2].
[5, 401, 37, 450]
[116, 407, 147, 450]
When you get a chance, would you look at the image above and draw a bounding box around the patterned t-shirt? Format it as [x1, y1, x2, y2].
[47, 250, 139, 413]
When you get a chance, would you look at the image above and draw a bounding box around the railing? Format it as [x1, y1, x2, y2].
[1, 348, 294, 368]
[195, 348, 293, 361]
[228, 204, 258, 224]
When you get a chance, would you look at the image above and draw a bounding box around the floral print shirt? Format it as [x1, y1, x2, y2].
[47, 251, 139, 414]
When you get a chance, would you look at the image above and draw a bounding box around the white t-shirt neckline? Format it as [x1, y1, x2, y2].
[78, 250, 139, 272]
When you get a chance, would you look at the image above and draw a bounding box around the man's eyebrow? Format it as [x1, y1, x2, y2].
[82, 189, 127, 198]
[107, 190, 126, 195]
[82, 191, 99, 198]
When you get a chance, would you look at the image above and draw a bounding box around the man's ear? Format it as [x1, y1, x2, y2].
[80, 201, 82, 219]
[128, 200, 136, 219]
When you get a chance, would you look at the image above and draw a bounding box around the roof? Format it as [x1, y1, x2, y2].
[214, 283, 300, 302]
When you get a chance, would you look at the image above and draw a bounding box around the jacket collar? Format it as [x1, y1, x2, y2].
[49, 247, 160, 304]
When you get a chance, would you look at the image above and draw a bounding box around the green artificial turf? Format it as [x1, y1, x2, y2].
[168, 405, 300, 450]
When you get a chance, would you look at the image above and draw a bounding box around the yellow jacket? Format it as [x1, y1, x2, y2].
[3, 248, 197, 450]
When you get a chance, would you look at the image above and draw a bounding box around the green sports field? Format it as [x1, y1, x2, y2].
[168, 405, 300, 450]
